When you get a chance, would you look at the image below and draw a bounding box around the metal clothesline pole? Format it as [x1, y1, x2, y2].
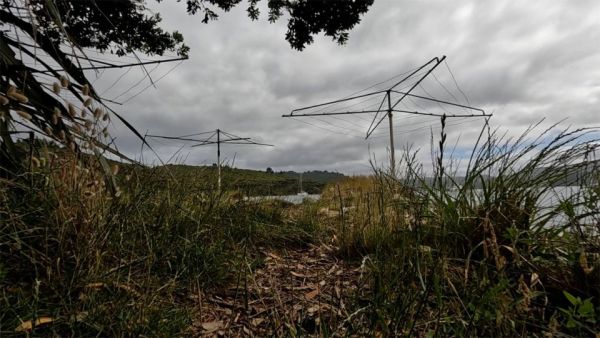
[282, 56, 490, 175]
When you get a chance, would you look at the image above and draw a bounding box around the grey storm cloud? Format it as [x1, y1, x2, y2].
[94, 0, 600, 175]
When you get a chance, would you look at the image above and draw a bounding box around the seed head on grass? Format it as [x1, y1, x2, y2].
[82, 84, 90, 96]
[52, 114, 59, 125]
[31, 156, 40, 168]
[8, 90, 29, 103]
[68, 103, 77, 117]
[94, 107, 103, 119]
[16, 110, 32, 121]
[111, 164, 119, 176]
[60, 75, 69, 88]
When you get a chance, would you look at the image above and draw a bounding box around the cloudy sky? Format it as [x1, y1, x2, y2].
[96, 0, 600, 175]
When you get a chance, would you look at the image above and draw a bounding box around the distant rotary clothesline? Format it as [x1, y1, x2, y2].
[282, 55, 492, 172]
[145, 129, 273, 147]
[145, 129, 273, 191]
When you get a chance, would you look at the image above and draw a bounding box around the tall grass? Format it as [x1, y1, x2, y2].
[321, 122, 600, 336]
[0, 147, 318, 336]
[3, 121, 600, 336]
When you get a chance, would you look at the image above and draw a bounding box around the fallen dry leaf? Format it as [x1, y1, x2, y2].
[291, 271, 316, 278]
[307, 305, 320, 314]
[266, 252, 282, 260]
[201, 320, 223, 332]
[75, 311, 88, 322]
[290, 271, 305, 278]
[251, 318, 265, 327]
[15, 317, 54, 332]
[322, 243, 334, 252]
[305, 289, 319, 300]
[115, 283, 141, 296]
[84, 282, 105, 289]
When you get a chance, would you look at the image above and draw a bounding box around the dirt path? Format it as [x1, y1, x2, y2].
[190, 243, 365, 337]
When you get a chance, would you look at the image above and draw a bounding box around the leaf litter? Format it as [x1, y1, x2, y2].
[191, 243, 366, 337]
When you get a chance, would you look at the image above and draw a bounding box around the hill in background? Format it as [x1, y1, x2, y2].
[279, 170, 346, 184]
[132, 164, 347, 196]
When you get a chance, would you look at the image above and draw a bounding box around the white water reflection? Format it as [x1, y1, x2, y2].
[450, 186, 598, 228]
[246, 194, 321, 205]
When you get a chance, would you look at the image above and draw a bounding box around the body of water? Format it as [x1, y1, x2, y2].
[248, 186, 597, 229]
[450, 185, 597, 227]
[246, 194, 321, 205]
